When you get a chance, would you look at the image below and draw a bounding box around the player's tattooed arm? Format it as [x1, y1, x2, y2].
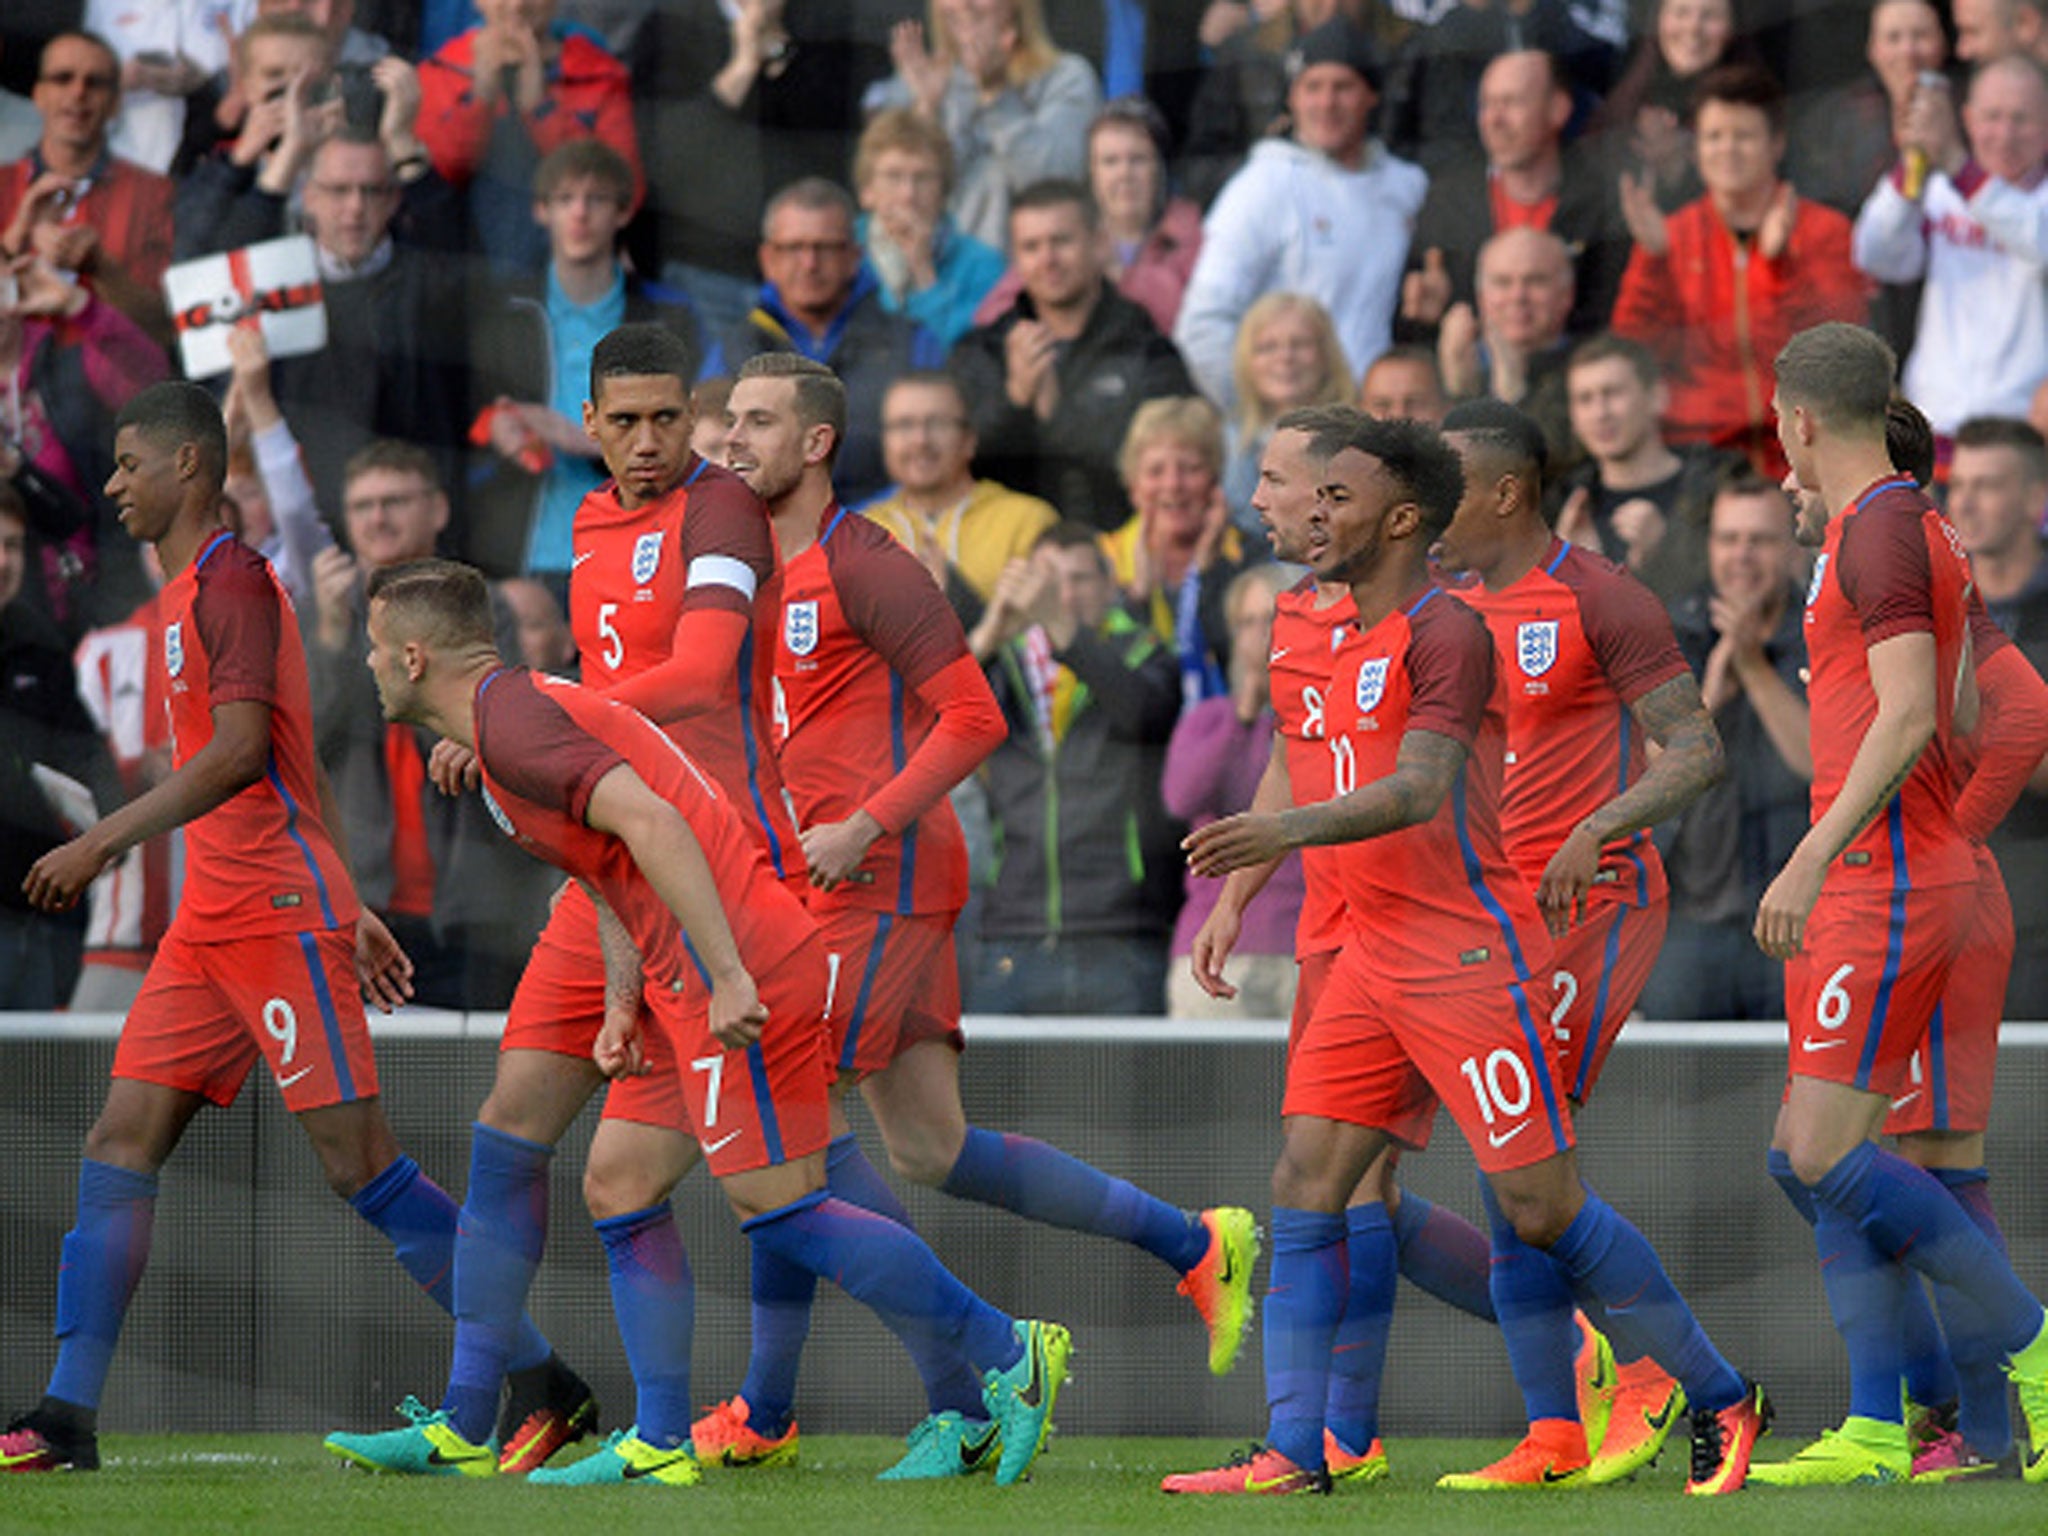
[591, 887, 650, 1078]
[1537, 672, 1725, 934]
[1183, 729, 1464, 876]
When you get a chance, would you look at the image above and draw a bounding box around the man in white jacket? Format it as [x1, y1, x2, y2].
[1852, 54, 2048, 437]
[1174, 18, 1428, 411]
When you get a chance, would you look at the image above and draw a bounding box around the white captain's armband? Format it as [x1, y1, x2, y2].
[687, 555, 759, 598]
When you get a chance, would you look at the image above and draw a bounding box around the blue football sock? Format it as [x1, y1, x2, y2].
[826, 1135, 982, 1417]
[1813, 1203, 1909, 1424]
[1812, 1143, 2044, 1357]
[1900, 1274, 1959, 1415]
[1480, 1178, 1578, 1424]
[596, 1203, 695, 1449]
[1325, 1203, 1395, 1457]
[1390, 1191, 1495, 1322]
[46, 1160, 157, 1412]
[442, 1125, 555, 1443]
[1767, 1147, 1818, 1225]
[737, 1243, 815, 1439]
[1932, 1168, 2013, 1458]
[1546, 1189, 1745, 1415]
[942, 1127, 1207, 1273]
[744, 1192, 1020, 1376]
[1264, 1207, 1345, 1472]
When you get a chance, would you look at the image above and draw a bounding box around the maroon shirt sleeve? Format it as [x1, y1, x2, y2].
[478, 671, 625, 823]
[1838, 492, 1936, 644]
[677, 465, 776, 617]
[192, 542, 281, 707]
[1563, 550, 1691, 703]
[830, 517, 971, 688]
[1404, 591, 1492, 748]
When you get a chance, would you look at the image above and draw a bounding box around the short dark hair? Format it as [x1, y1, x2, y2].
[1775, 322, 1894, 433]
[1887, 396, 1939, 488]
[737, 352, 848, 467]
[1567, 332, 1661, 390]
[365, 557, 496, 651]
[39, 30, 120, 81]
[1695, 61, 1787, 135]
[343, 438, 443, 497]
[1034, 519, 1110, 566]
[1443, 399, 1549, 478]
[1010, 178, 1100, 230]
[590, 322, 696, 404]
[115, 381, 228, 488]
[885, 370, 967, 411]
[1952, 415, 2048, 485]
[1312, 415, 1468, 540]
[761, 176, 857, 238]
[1712, 462, 1786, 507]
[534, 138, 635, 206]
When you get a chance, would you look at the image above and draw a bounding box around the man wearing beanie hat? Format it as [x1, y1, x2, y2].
[1174, 18, 1427, 415]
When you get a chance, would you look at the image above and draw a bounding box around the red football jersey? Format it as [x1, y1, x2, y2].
[1805, 477, 1976, 892]
[472, 666, 813, 993]
[161, 531, 358, 938]
[769, 508, 998, 916]
[569, 458, 801, 880]
[1268, 577, 1357, 958]
[1325, 586, 1551, 992]
[1461, 537, 1686, 902]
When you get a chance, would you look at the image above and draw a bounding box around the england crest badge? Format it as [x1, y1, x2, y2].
[631, 531, 663, 586]
[785, 600, 820, 657]
[1355, 657, 1390, 713]
[165, 622, 184, 678]
[1516, 620, 1558, 676]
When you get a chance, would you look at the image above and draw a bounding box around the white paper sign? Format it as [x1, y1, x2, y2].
[163, 235, 327, 379]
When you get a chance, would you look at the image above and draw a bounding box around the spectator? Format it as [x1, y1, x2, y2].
[635, 0, 893, 339]
[1947, 417, 2048, 1014]
[84, 3, 234, 177]
[219, 321, 337, 610]
[1160, 562, 1303, 1019]
[1553, 332, 1726, 600]
[863, 371, 1058, 609]
[466, 138, 700, 579]
[1220, 290, 1352, 533]
[1175, 19, 1427, 413]
[974, 94, 1204, 336]
[306, 439, 556, 1006]
[0, 251, 168, 641]
[713, 176, 942, 506]
[1613, 63, 1867, 476]
[0, 483, 118, 1008]
[1382, 0, 1616, 170]
[690, 372, 733, 463]
[1640, 468, 1808, 1020]
[967, 519, 1183, 1014]
[1101, 394, 1246, 700]
[951, 177, 1194, 529]
[870, 0, 1103, 252]
[1854, 54, 2048, 440]
[1436, 225, 1578, 465]
[497, 572, 576, 673]
[414, 0, 641, 272]
[1360, 340, 1449, 419]
[215, 129, 471, 543]
[854, 107, 1005, 351]
[1398, 49, 1629, 344]
[1955, 0, 2048, 66]
[1588, 0, 1757, 213]
[1, 32, 177, 345]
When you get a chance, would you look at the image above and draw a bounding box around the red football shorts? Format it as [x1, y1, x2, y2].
[1786, 882, 1972, 1100]
[818, 907, 964, 1078]
[1884, 853, 2012, 1137]
[1284, 942, 1574, 1172]
[1549, 892, 1667, 1104]
[644, 933, 833, 1176]
[1289, 947, 1341, 1056]
[114, 925, 378, 1112]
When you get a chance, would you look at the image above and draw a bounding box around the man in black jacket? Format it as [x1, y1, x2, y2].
[950, 179, 1194, 532]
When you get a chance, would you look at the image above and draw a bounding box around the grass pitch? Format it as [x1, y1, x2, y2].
[0, 1434, 2036, 1535]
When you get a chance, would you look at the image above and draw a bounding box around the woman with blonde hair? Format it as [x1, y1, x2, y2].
[871, 0, 1102, 250]
[1221, 292, 1351, 536]
[1103, 395, 1246, 702]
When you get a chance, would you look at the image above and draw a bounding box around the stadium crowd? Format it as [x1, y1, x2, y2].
[1, 0, 2047, 1028]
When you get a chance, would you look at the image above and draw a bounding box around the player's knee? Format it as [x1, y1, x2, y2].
[81, 1118, 167, 1176]
[582, 1155, 661, 1221]
[1491, 1185, 1573, 1249]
